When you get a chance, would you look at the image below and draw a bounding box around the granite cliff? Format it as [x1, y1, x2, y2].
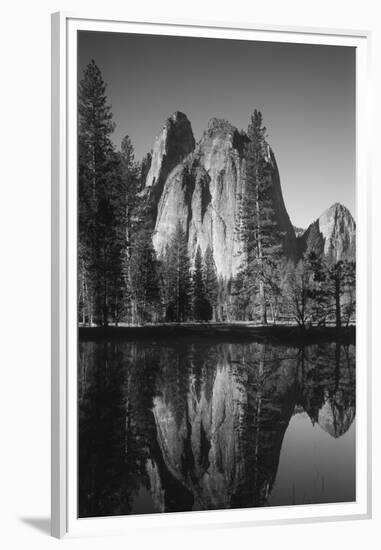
[142, 113, 355, 276]
[145, 114, 297, 279]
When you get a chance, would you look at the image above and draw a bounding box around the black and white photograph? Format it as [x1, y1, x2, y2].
[77, 30, 356, 518]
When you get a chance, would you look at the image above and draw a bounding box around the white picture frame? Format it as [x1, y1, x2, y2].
[51, 11, 372, 539]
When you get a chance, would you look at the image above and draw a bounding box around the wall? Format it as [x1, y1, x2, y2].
[0, 1, 379, 548]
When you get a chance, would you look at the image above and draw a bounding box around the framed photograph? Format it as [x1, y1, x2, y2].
[51, 12, 371, 538]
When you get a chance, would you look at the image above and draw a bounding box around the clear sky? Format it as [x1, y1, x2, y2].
[78, 31, 355, 229]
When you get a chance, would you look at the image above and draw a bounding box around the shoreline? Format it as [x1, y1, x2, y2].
[78, 323, 355, 345]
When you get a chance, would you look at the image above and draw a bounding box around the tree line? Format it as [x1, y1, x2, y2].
[78, 61, 220, 326]
[78, 61, 355, 328]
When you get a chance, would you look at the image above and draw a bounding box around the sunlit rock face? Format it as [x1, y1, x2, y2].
[297, 203, 356, 262]
[152, 117, 297, 278]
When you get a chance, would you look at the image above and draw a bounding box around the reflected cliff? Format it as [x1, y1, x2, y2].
[78, 339, 355, 517]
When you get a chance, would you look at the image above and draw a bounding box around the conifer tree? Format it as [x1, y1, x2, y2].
[326, 259, 355, 329]
[78, 60, 127, 326]
[203, 245, 219, 320]
[119, 134, 140, 322]
[192, 246, 205, 321]
[231, 272, 252, 321]
[160, 222, 192, 322]
[239, 109, 284, 324]
[129, 224, 161, 324]
[192, 247, 212, 321]
[306, 253, 356, 328]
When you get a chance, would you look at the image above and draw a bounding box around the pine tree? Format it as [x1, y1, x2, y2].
[216, 276, 232, 322]
[192, 246, 205, 320]
[159, 244, 176, 321]
[120, 135, 135, 171]
[266, 259, 288, 325]
[129, 225, 161, 324]
[160, 222, 192, 322]
[119, 135, 141, 323]
[78, 60, 127, 326]
[192, 247, 212, 321]
[231, 272, 252, 321]
[306, 252, 355, 328]
[326, 259, 355, 329]
[239, 109, 284, 324]
[203, 245, 218, 320]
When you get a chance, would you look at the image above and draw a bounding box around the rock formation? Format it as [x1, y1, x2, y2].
[141, 112, 355, 277]
[143, 111, 195, 212]
[297, 203, 356, 262]
[149, 115, 297, 278]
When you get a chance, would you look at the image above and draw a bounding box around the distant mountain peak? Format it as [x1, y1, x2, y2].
[329, 201, 343, 210]
[297, 203, 356, 262]
[326, 202, 352, 216]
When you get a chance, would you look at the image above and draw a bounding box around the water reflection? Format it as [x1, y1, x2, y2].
[78, 340, 355, 517]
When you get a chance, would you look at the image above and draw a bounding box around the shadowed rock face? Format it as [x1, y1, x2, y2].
[152, 117, 297, 278]
[297, 203, 356, 261]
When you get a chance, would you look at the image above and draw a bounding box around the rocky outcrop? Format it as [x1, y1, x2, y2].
[144, 112, 195, 209]
[297, 203, 356, 262]
[152, 117, 297, 278]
